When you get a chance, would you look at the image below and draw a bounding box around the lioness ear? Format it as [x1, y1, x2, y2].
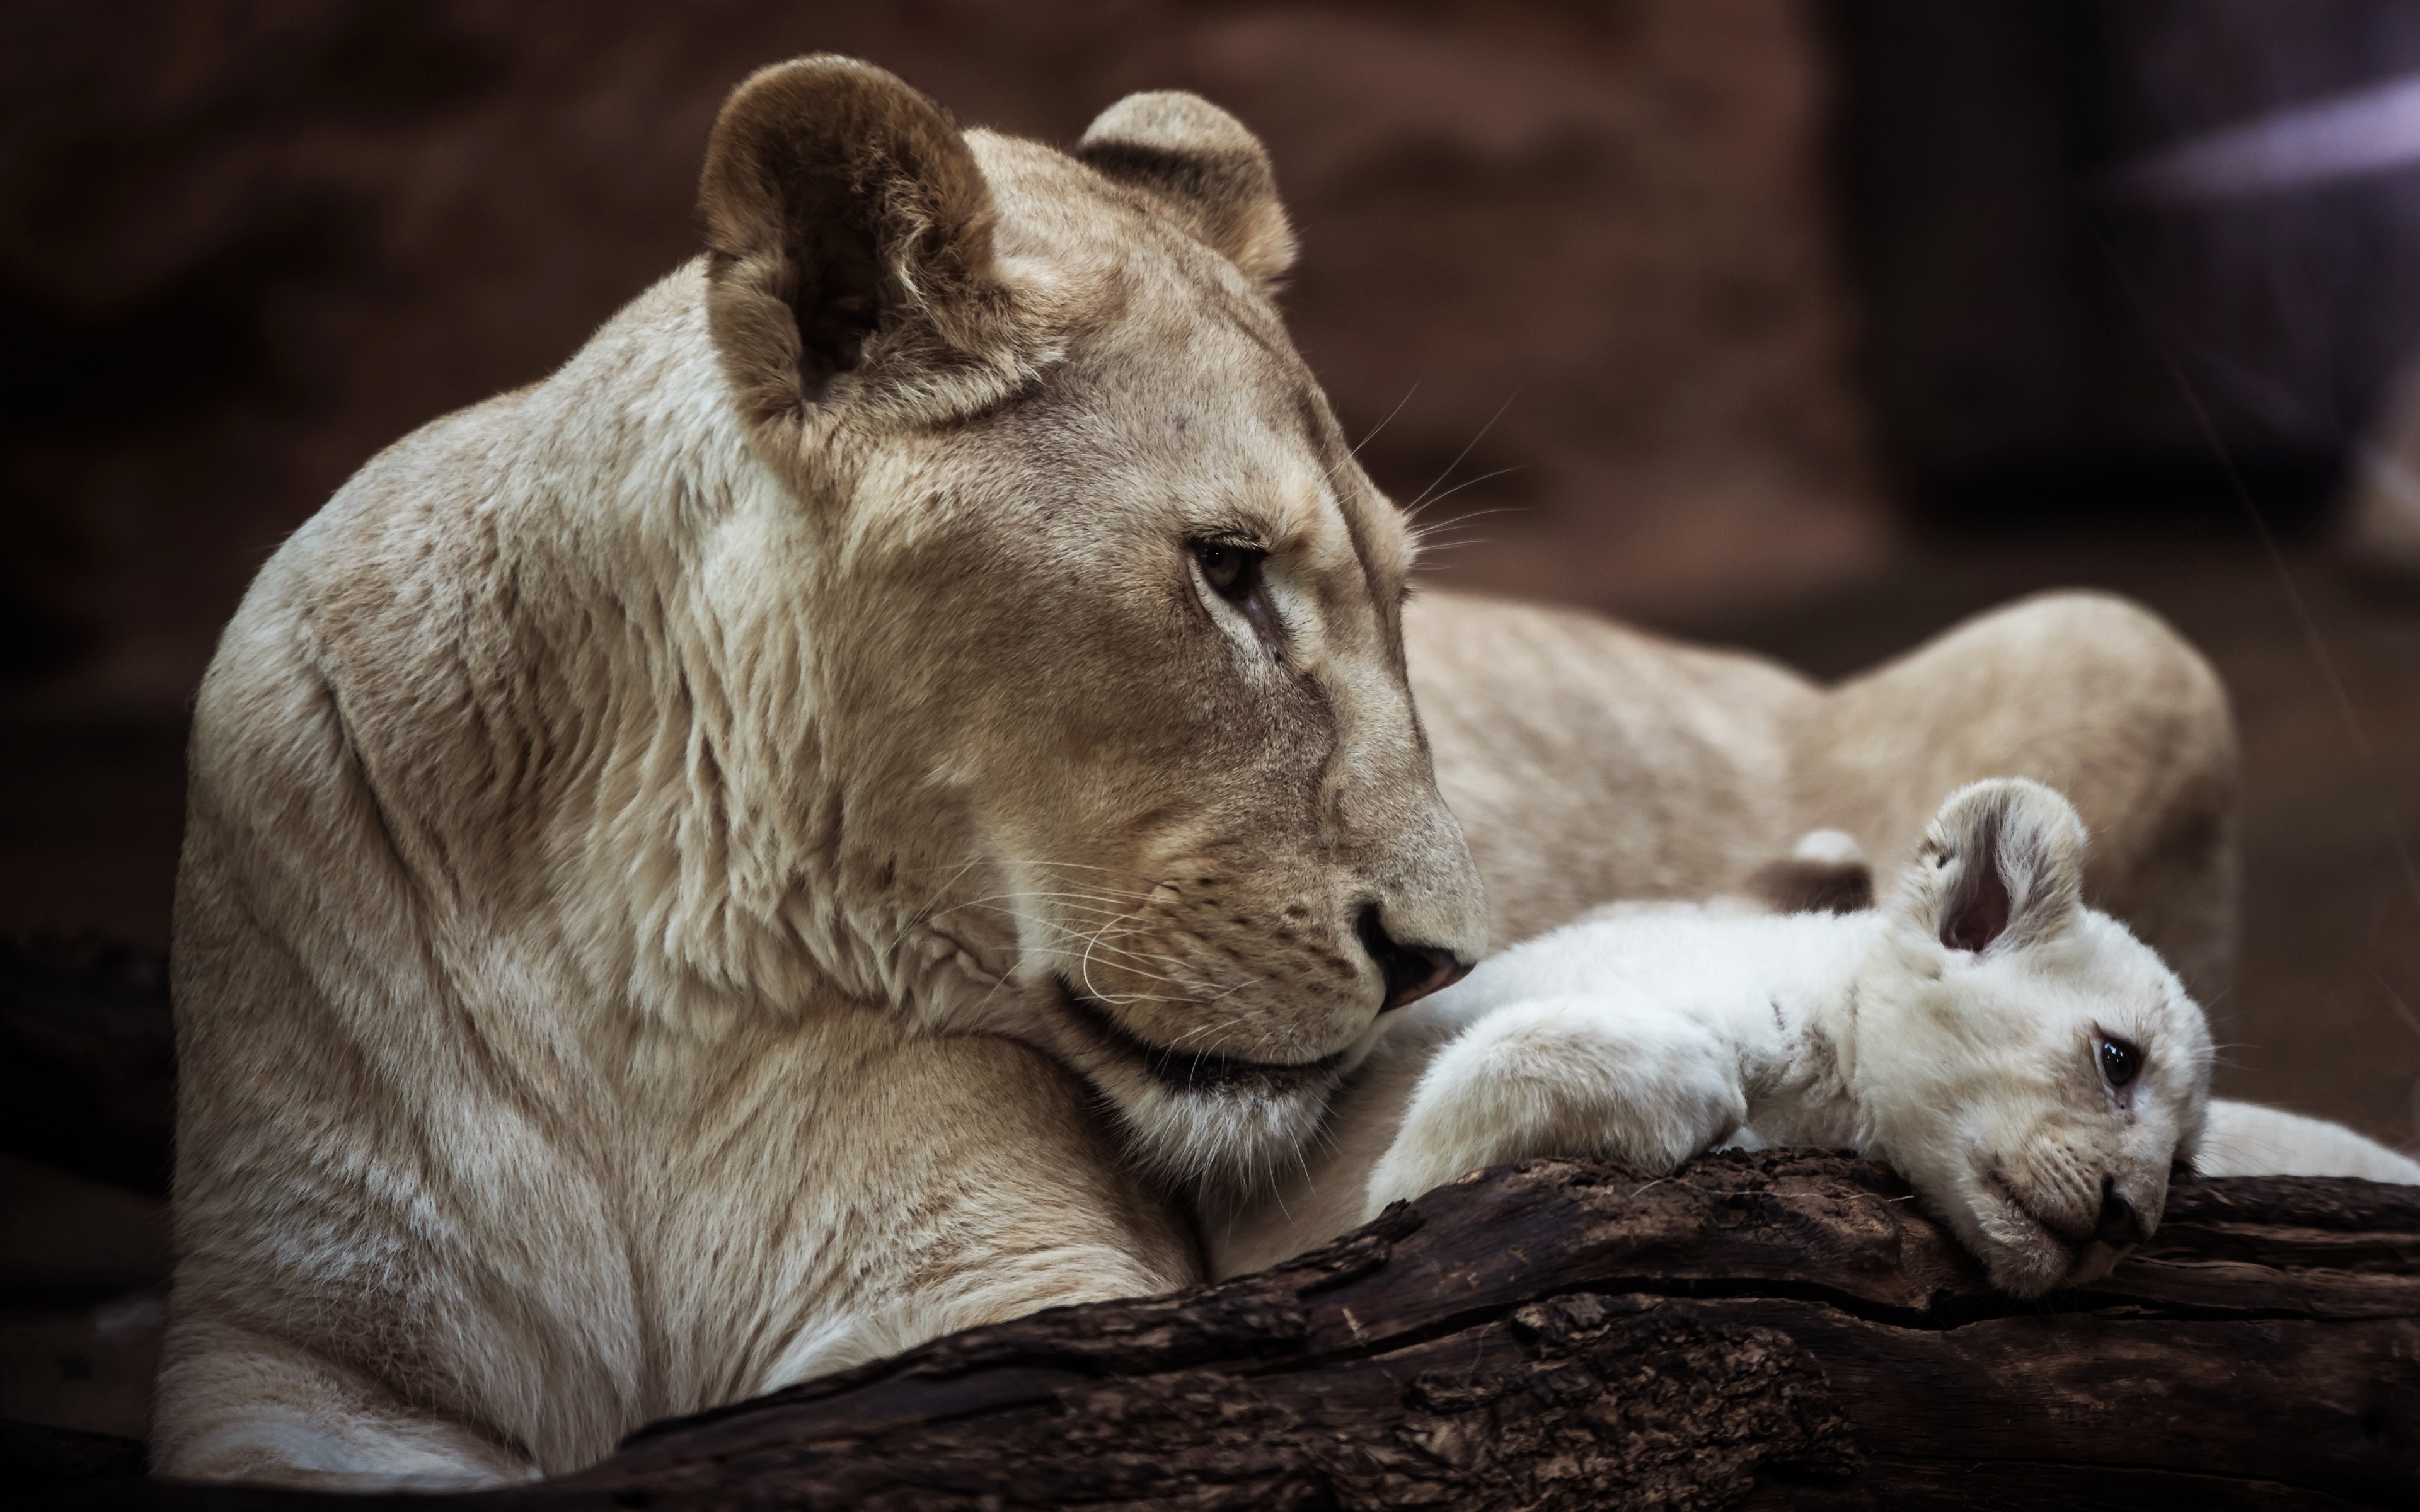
[699, 56, 1008, 426]
[1906, 779, 2085, 954]
[1075, 92, 1297, 289]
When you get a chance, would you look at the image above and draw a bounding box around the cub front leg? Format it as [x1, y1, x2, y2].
[1363, 997, 1747, 1221]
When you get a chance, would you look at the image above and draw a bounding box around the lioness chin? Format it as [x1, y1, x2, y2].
[159, 59, 1485, 1487]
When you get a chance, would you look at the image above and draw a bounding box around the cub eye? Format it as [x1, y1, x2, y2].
[2099, 1036, 2143, 1089]
[1192, 541, 1264, 603]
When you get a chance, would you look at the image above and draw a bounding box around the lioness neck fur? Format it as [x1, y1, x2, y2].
[159, 60, 1487, 1487]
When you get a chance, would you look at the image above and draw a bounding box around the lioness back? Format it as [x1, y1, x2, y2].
[1407, 593, 1816, 946]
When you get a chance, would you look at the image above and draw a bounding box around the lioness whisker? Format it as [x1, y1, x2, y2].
[1400, 392, 1516, 518]
[982, 914, 1217, 990]
[933, 902, 1204, 981]
[1007, 859, 1168, 885]
[933, 888, 1139, 914]
[1403, 469, 1524, 527]
[1076, 901, 1242, 1007]
[1406, 504, 1521, 541]
[878, 854, 993, 954]
[1162, 1011, 1253, 1051]
[1317, 381, 1420, 492]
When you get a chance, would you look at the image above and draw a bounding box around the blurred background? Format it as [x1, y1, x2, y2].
[5, 0, 2419, 1455]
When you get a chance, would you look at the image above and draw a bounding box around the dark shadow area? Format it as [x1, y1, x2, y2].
[1826, 0, 2420, 534]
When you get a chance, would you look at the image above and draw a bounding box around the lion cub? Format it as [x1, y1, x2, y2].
[1214, 779, 2216, 1297]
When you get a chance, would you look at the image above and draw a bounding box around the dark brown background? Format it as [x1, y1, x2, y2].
[4, 0, 2419, 1442]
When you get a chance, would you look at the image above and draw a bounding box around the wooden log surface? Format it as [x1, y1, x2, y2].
[40, 1149, 2420, 1511]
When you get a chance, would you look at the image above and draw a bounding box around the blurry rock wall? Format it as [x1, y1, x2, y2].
[1831, 0, 2420, 527]
[0, 0, 1887, 714]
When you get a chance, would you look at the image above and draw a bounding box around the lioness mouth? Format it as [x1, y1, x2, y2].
[1054, 977, 1347, 1095]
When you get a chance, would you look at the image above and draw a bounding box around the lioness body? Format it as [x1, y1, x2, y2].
[160, 264, 1209, 1484]
[159, 60, 2239, 1488]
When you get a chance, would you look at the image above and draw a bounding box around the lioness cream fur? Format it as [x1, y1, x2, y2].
[159, 62, 1490, 1487]
[1210, 781, 2218, 1297]
[159, 57, 2245, 1488]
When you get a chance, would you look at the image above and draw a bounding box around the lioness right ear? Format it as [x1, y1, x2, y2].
[699, 57, 1010, 428]
[1906, 779, 2086, 954]
[1075, 92, 1297, 290]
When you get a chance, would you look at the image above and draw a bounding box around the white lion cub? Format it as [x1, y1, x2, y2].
[1357, 778, 2215, 1297]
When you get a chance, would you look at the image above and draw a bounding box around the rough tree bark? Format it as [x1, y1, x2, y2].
[45, 1149, 2420, 1511]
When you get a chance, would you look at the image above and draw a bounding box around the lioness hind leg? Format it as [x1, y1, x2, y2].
[151, 1316, 538, 1490]
[1792, 590, 2238, 1001]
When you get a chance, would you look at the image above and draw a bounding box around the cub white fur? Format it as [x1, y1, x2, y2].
[1224, 781, 2217, 1297]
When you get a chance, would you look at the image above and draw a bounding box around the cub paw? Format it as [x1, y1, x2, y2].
[1361, 995, 1744, 1221]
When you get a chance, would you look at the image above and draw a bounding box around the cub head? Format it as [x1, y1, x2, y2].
[1848, 779, 2214, 1297]
[693, 59, 1487, 1187]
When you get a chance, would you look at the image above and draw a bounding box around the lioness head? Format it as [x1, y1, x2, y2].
[694, 59, 1487, 1186]
[1852, 779, 2214, 1297]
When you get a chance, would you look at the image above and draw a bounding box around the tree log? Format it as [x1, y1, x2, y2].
[40, 1149, 2420, 1510]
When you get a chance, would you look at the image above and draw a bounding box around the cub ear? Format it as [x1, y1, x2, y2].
[1904, 779, 2086, 954]
[699, 56, 1010, 427]
[1075, 92, 1297, 289]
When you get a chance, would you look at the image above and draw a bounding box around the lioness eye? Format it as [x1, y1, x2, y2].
[1193, 541, 1264, 602]
[2099, 1036, 2142, 1088]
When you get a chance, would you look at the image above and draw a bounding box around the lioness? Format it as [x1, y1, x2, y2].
[159, 59, 2237, 1487]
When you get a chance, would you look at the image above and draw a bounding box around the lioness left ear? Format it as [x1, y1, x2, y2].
[699, 56, 1011, 428]
[1076, 92, 1298, 289]
[1909, 778, 2086, 954]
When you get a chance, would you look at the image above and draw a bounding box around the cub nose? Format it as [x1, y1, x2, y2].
[1355, 905, 1472, 1013]
[2094, 1176, 2146, 1247]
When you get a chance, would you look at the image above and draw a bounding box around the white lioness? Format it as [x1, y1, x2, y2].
[1212, 779, 2216, 1296]
[159, 57, 2244, 1488]
[161, 61, 1487, 1488]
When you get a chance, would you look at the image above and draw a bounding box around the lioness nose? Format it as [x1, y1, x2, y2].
[1356, 905, 1472, 1013]
[2094, 1177, 2145, 1247]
